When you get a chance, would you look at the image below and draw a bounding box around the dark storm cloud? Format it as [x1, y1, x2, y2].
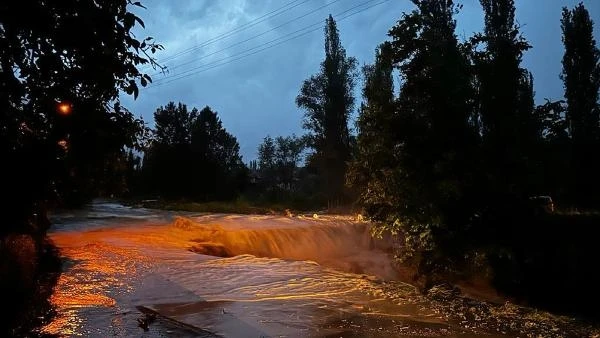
[122, 0, 600, 161]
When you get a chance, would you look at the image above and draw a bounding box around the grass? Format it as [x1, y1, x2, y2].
[128, 196, 361, 215]
[135, 199, 304, 215]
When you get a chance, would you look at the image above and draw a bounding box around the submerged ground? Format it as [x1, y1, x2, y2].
[41, 201, 598, 337]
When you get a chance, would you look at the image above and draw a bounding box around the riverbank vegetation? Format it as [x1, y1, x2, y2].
[345, 0, 600, 318]
[135, 199, 286, 215]
[3, 0, 600, 332]
[124, 1, 600, 318]
[0, 0, 161, 334]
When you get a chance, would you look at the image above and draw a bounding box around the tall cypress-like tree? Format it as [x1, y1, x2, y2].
[296, 15, 357, 205]
[561, 3, 600, 205]
[562, 3, 600, 144]
[473, 0, 534, 196]
[475, 0, 532, 141]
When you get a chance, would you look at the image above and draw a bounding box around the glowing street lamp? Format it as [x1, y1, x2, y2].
[57, 102, 72, 116]
[57, 139, 68, 150]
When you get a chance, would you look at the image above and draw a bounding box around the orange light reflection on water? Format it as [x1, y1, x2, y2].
[42, 308, 83, 337]
[42, 233, 153, 336]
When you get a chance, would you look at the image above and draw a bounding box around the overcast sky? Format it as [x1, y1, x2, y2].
[121, 0, 600, 161]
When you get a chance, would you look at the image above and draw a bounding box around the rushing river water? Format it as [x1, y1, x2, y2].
[42, 201, 598, 337]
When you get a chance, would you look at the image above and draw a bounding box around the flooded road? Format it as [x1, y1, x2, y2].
[43, 201, 598, 337]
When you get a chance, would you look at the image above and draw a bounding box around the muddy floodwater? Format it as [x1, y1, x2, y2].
[42, 201, 599, 337]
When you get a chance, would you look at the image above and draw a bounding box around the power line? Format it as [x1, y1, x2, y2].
[146, 0, 389, 89]
[148, 0, 386, 85]
[149, 25, 325, 85]
[153, 0, 347, 77]
[144, 0, 391, 90]
[150, 0, 314, 66]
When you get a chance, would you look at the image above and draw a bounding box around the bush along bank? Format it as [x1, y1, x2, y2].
[1, 211, 61, 336]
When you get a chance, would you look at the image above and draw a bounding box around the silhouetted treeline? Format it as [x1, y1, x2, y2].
[245, 134, 326, 209]
[118, 7, 600, 318]
[40, 0, 598, 320]
[347, 0, 600, 317]
[130, 16, 362, 209]
[254, 135, 305, 196]
[136, 102, 248, 200]
[241, 15, 361, 209]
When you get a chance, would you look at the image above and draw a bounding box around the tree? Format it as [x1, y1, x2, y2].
[248, 160, 258, 172]
[258, 136, 276, 169]
[296, 15, 357, 205]
[561, 3, 600, 205]
[190, 106, 247, 200]
[142, 103, 246, 200]
[0, 0, 161, 334]
[562, 3, 600, 144]
[347, 42, 396, 221]
[143, 102, 195, 196]
[474, 0, 532, 140]
[257, 136, 277, 193]
[154, 102, 196, 145]
[536, 100, 568, 142]
[354, 0, 479, 275]
[533, 99, 570, 199]
[256, 134, 305, 195]
[472, 0, 535, 196]
[274, 135, 305, 191]
[1, 0, 162, 227]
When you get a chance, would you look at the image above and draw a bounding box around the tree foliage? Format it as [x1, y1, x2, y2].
[561, 3, 600, 206]
[142, 103, 247, 200]
[347, 42, 396, 221]
[561, 3, 600, 144]
[352, 0, 479, 272]
[0, 1, 161, 334]
[471, 0, 537, 196]
[256, 134, 305, 195]
[154, 102, 196, 145]
[0, 0, 161, 233]
[296, 15, 357, 205]
[350, 1, 600, 298]
[257, 135, 277, 190]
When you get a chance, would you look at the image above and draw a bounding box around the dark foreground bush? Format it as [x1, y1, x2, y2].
[488, 211, 600, 319]
[0, 234, 61, 336]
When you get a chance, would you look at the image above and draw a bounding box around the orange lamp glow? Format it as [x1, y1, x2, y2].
[57, 139, 68, 150]
[57, 102, 72, 115]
